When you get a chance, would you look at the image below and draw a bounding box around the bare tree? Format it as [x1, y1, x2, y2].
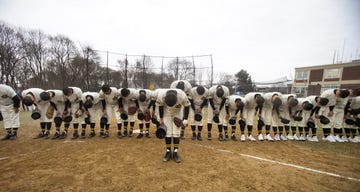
[0, 22, 25, 88]
[167, 57, 193, 81]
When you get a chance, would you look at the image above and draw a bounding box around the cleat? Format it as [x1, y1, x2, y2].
[293, 134, 300, 141]
[286, 133, 294, 140]
[231, 134, 237, 141]
[280, 134, 288, 141]
[128, 129, 134, 137]
[348, 137, 358, 143]
[34, 132, 44, 139]
[224, 134, 229, 141]
[180, 133, 185, 140]
[80, 131, 86, 138]
[333, 135, 344, 142]
[10, 134, 17, 140]
[145, 132, 151, 138]
[306, 135, 313, 142]
[325, 135, 336, 142]
[123, 130, 128, 137]
[218, 134, 224, 141]
[117, 132, 123, 138]
[341, 136, 348, 142]
[43, 131, 50, 139]
[102, 131, 109, 138]
[72, 132, 79, 139]
[191, 133, 196, 140]
[173, 151, 181, 163]
[89, 131, 96, 137]
[136, 133, 144, 139]
[197, 133, 202, 141]
[299, 134, 306, 141]
[59, 131, 67, 139]
[354, 136, 360, 142]
[265, 134, 274, 141]
[162, 150, 172, 162]
[207, 132, 212, 140]
[274, 134, 280, 141]
[52, 132, 60, 139]
[247, 135, 256, 141]
[240, 134, 246, 141]
[258, 134, 264, 141]
[312, 136, 319, 142]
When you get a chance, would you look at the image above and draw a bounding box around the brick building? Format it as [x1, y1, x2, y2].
[292, 60, 360, 97]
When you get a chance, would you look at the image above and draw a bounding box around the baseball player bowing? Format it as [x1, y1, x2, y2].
[136, 89, 156, 138]
[278, 94, 298, 141]
[119, 88, 139, 137]
[156, 88, 190, 163]
[81, 91, 102, 138]
[99, 85, 121, 138]
[261, 92, 283, 141]
[0, 84, 21, 140]
[188, 85, 208, 141]
[170, 80, 192, 139]
[22, 88, 53, 139]
[226, 95, 245, 141]
[40, 89, 66, 139]
[61, 87, 83, 139]
[207, 85, 230, 141]
[243, 92, 265, 141]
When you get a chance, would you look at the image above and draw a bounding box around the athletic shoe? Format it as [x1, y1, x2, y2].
[80, 131, 86, 138]
[191, 133, 196, 140]
[180, 133, 185, 140]
[293, 134, 300, 141]
[89, 131, 96, 137]
[274, 134, 280, 141]
[326, 135, 336, 142]
[306, 135, 313, 142]
[299, 134, 306, 141]
[173, 152, 181, 163]
[43, 131, 50, 139]
[162, 150, 172, 162]
[145, 132, 151, 138]
[52, 131, 60, 139]
[123, 130, 128, 137]
[117, 132, 123, 138]
[59, 131, 67, 139]
[207, 132, 212, 140]
[286, 133, 294, 140]
[354, 136, 360, 142]
[333, 135, 344, 142]
[224, 134, 229, 141]
[197, 133, 202, 141]
[312, 136, 319, 142]
[240, 134, 246, 141]
[10, 134, 17, 140]
[102, 131, 109, 138]
[341, 136, 349, 142]
[265, 134, 274, 141]
[348, 137, 358, 143]
[72, 132, 79, 139]
[247, 135, 256, 141]
[136, 133, 144, 139]
[218, 134, 224, 141]
[258, 134, 264, 141]
[280, 134, 288, 141]
[128, 129, 134, 137]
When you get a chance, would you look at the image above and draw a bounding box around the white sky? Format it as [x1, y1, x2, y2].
[0, 0, 359, 82]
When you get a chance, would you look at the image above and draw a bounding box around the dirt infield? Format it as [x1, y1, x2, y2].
[0, 112, 359, 192]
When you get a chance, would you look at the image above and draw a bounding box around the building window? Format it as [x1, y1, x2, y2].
[321, 84, 339, 94]
[295, 70, 308, 80]
[324, 68, 340, 79]
[292, 86, 307, 97]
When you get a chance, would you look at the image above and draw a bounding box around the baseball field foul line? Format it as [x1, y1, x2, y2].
[195, 144, 360, 182]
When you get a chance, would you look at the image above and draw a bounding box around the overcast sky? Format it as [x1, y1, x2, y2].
[0, 0, 359, 82]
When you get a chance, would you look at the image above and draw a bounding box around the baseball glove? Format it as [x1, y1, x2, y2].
[0, 112, 3, 121]
[128, 106, 138, 115]
[137, 111, 145, 120]
[280, 117, 290, 124]
[173, 117, 184, 127]
[144, 110, 151, 121]
[46, 105, 55, 119]
[293, 116, 303, 122]
[345, 118, 355, 125]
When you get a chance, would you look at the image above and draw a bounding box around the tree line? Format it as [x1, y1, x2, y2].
[0, 21, 254, 94]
